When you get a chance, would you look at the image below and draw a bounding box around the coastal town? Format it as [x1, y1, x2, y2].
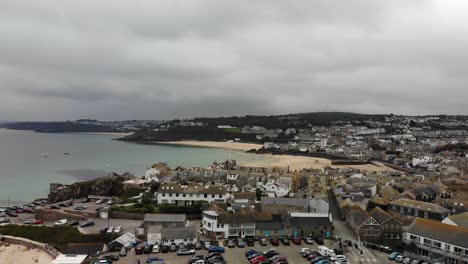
[1, 114, 467, 264]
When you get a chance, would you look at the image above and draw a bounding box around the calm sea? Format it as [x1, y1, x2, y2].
[0, 129, 268, 204]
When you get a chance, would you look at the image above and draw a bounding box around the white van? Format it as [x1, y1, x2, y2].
[317, 246, 330, 256]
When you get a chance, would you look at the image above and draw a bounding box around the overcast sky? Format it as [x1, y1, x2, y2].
[1, 0, 467, 121]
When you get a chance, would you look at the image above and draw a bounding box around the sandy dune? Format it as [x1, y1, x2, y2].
[0, 245, 53, 264]
[158, 141, 263, 151]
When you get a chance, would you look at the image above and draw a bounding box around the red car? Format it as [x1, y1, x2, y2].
[272, 257, 287, 263]
[135, 246, 143, 255]
[270, 238, 280, 246]
[251, 257, 267, 264]
[250, 255, 266, 263]
[291, 238, 302, 245]
[307, 253, 319, 261]
[32, 220, 43, 225]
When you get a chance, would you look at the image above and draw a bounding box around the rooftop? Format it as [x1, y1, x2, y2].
[158, 182, 226, 195]
[406, 218, 468, 248]
[389, 198, 450, 214]
[144, 213, 186, 222]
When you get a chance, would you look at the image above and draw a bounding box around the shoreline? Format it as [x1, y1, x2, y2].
[156, 140, 263, 151]
[158, 140, 395, 173]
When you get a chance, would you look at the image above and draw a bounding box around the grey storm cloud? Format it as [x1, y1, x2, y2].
[0, 0, 467, 121]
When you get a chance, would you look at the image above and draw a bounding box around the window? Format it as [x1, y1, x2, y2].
[176, 193, 179, 197]
[183, 194, 186, 197]
[414, 209, 418, 216]
[169, 193, 173, 197]
[190, 194, 193, 197]
[162, 193, 166, 197]
[184, 239, 187, 242]
[424, 211, 428, 218]
[212, 194, 215, 198]
[433, 242, 441, 248]
[445, 244, 450, 251]
[204, 194, 208, 198]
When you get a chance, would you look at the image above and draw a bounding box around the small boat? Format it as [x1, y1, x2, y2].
[64, 152, 70, 155]
[43, 153, 48, 157]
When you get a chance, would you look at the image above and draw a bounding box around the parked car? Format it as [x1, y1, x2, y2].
[178, 249, 196, 256]
[145, 257, 164, 263]
[170, 243, 177, 252]
[304, 237, 314, 244]
[144, 245, 153, 254]
[291, 238, 301, 245]
[208, 246, 225, 253]
[160, 245, 170, 253]
[100, 227, 109, 234]
[270, 238, 279, 246]
[195, 241, 203, 250]
[388, 252, 401, 260]
[395, 255, 405, 263]
[81, 198, 90, 203]
[74, 205, 87, 210]
[315, 236, 324, 245]
[54, 219, 67, 226]
[119, 247, 127, 257]
[237, 238, 246, 248]
[0, 218, 11, 224]
[227, 240, 235, 248]
[24, 219, 43, 225]
[152, 245, 160, 253]
[135, 246, 144, 255]
[281, 238, 290, 246]
[107, 227, 115, 233]
[102, 255, 119, 261]
[49, 205, 60, 210]
[245, 250, 261, 257]
[96, 199, 105, 204]
[403, 257, 412, 264]
[80, 221, 95, 227]
[246, 238, 255, 247]
[203, 241, 211, 250]
[114, 226, 123, 233]
[260, 238, 268, 246]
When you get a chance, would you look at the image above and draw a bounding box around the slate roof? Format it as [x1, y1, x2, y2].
[369, 207, 399, 225]
[261, 197, 309, 207]
[161, 227, 197, 240]
[144, 213, 186, 222]
[406, 218, 468, 248]
[65, 243, 105, 257]
[291, 216, 332, 227]
[218, 208, 272, 224]
[350, 206, 372, 226]
[389, 198, 450, 214]
[233, 192, 257, 200]
[446, 212, 468, 228]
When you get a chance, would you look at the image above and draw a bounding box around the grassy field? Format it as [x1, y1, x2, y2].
[223, 127, 241, 133]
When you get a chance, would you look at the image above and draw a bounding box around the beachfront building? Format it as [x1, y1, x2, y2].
[404, 218, 468, 264]
[155, 182, 227, 205]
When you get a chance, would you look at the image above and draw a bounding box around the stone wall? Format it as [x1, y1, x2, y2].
[0, 235, 61, 258]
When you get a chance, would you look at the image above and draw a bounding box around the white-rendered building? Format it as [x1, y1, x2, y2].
[156, 182, 227, 205]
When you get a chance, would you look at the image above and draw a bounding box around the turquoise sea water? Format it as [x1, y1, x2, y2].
[0, 129, 268, 204]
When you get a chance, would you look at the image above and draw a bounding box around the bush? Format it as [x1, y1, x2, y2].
[119, 187, 146, 199]
[0, 225, 108, 251]
[157, 203, 206, 215]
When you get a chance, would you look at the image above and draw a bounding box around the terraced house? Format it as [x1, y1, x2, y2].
[155, 182, 227, 205]
[388, 198, 451, 221]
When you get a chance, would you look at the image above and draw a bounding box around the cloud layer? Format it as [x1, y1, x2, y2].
[1, 0, 467, 121]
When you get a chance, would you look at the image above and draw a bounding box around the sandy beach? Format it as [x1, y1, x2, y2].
[158, 141, 263, 151]
[0, 244, 53, 264]
[161, 141, 394, 172]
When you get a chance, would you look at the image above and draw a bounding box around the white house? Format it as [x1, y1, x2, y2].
[156, 182, 227, 205]
[404, 218, 468, 264]
[161, 227, 198, 246]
